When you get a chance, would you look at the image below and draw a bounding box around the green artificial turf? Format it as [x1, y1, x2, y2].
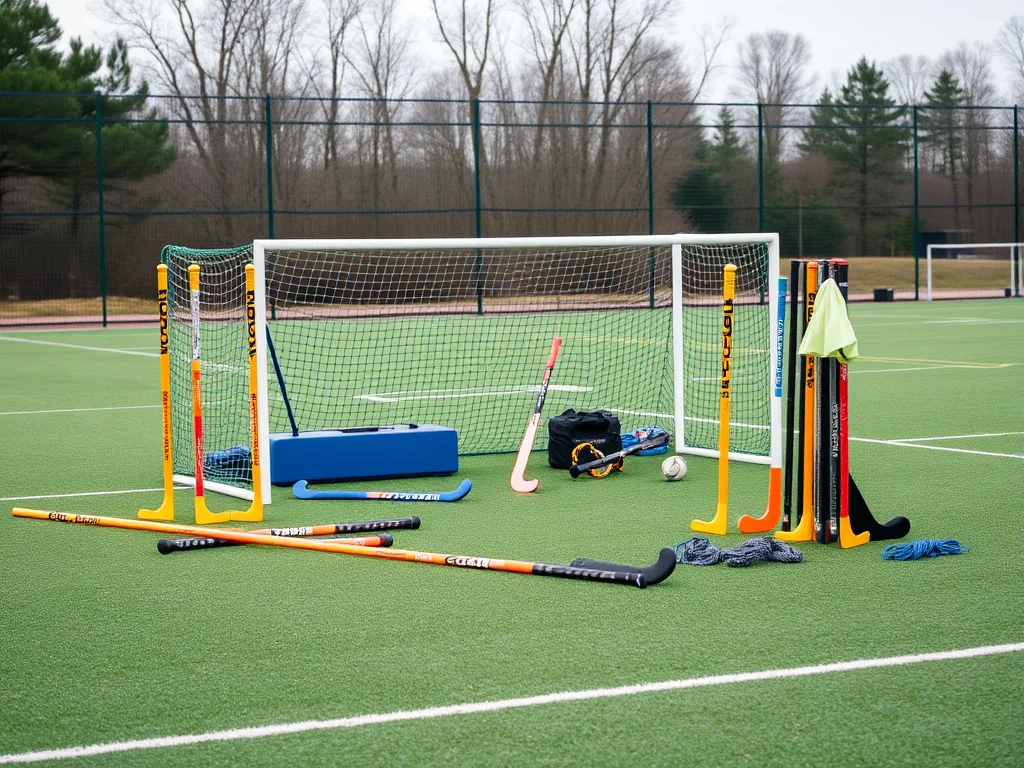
[0, 298, 1021, 766]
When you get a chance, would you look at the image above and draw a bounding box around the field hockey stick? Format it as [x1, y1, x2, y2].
[569, 433, 671, 478]
[156, 517, 420, 554]
[138, 264, 175, 522]
[293, 479, 471, 502]
[691, 263, 736, 536]
[511, 337, 562, 493]
[14, 509, 673, 588]
[779, 260, 801, 531]
[568, 547, 677, 586]
[159, 532, 393, 554]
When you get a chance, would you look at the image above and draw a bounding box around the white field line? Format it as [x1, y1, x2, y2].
[851, 365, 957, 375]
[1, 642, 1021, 765]
[0, 329, 153, 337]
[354, 384, 591, 404]
[0, 337, 156, 357]
[0, 405, 158, 417]
[851, 319, 1024, 329]
[890, 431, 1024, 443]
[0, 487, 181, 503]
[850, 437, 1023, 460]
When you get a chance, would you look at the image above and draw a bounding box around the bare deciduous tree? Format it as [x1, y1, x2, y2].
[102, 0, 262, 241]
[735, 30, 813, 164]
[994, 16, 1024, 103]
[567, 0, 677, 209]
[883, 54, 932, 105]
[430, 0, 498, 227]
[319, 0, 361, 171]
[345, 0, 416, 217]
[938, 42, 996, 217]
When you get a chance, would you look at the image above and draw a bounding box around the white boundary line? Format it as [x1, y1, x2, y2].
[0, 405, 158, 417]
[0, 337, 156, 357]
[0, 488, 180, 503]
[850, 437, 1023, 460]
[891, 431, 1024, 443]
[1, 642, 1020, 765]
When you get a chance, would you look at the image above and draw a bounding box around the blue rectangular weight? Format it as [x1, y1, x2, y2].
[269, 424, 459, 485]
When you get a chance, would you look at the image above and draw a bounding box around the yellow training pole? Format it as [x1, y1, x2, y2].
[189, 264, 231, 525]
[229, 264, 263, 522]
[139, 264, 175, 521]
[777, 261, 817, 543]
[691, 263, 736, 536]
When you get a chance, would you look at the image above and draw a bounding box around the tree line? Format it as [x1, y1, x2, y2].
[1, 0, 1022, 274]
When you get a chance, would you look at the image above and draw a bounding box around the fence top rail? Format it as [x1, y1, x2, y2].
[254, 234, 780, 252]
[1, 91, 1019, 111]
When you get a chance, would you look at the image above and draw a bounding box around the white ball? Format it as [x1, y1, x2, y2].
[661, 455, 687, 481]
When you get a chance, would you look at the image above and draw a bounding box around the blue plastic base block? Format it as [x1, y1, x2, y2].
[268, 424, 459, 485]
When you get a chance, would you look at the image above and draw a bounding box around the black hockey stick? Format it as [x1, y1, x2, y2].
[848, 476, 910, 541]
[781, 260, 801, 531]
[569, 547, 677, 586]
[157, 517, 419, 554]
[569, 433, 671, 478]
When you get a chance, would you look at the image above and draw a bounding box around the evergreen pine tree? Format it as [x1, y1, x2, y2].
[800, 58, 910, 256]
[921, 70, 966, 227]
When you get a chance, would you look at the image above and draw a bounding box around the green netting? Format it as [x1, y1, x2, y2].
[162, 241, 773, 491]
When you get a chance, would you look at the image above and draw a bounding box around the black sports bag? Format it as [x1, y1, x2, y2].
[547, 409, 622, 469]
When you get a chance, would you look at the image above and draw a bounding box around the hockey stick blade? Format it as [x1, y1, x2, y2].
[293, 479, 472, 502]
[569, 434, 671, 478]
[511, 337, 562, 493]
[848, 475, 910, 541]
[569, 547, 677, 586]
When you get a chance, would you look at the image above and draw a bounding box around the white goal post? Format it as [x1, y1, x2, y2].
[925, 242, 1023, 301]
[166, 233, 782, 504]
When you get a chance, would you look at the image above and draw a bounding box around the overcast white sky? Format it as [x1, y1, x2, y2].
[42, 0, 1022, 104]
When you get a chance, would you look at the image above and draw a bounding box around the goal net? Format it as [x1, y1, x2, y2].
[162, 235, 781, 502]
[926, 242, 1023, 300]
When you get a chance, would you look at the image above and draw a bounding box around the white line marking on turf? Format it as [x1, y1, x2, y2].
[1, 642, 1020, 765]
[0, 488, 182, 502]
[851, 365, 957, 375]
[0, 405, 158, 417]
[890, 431, 1024, 443]
[850, 437, 1023, 460]
[608, 408, 771, 432]
[355, 384, 591, 403]
[0, 337, 156, 357]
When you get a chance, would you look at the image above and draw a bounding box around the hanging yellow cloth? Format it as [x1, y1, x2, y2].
[797, 277, 859, 361]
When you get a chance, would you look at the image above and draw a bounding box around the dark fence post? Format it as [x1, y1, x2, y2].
[471, 98, 483, 314]
[95, 91, 107, 327]
[1014, 106, 1020, 297]
[646, 100, 655, 308]
[264, 94, 275, 239]
[913, 105, 920, 300]
[646, 100, 654, 235]
[757, 103, 764, 232]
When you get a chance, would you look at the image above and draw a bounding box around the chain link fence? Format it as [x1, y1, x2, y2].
[1, 93, 1021, 325]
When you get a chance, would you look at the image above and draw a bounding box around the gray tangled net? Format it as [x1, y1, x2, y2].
[675, 537, 804, 567]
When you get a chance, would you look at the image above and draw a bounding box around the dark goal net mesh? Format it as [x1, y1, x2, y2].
[163, 241, 772, 491]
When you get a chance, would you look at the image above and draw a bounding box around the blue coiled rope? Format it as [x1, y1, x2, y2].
[881, 539, 969, 561]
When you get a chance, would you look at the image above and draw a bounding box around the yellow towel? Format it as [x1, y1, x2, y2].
[797, 277, 859, 362]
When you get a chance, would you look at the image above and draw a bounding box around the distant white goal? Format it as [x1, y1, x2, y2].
[926, 242, 1023, 300]
[162, 234, 781, 503]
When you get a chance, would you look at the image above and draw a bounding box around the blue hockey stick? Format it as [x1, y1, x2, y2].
[293, 478, 472, 502]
